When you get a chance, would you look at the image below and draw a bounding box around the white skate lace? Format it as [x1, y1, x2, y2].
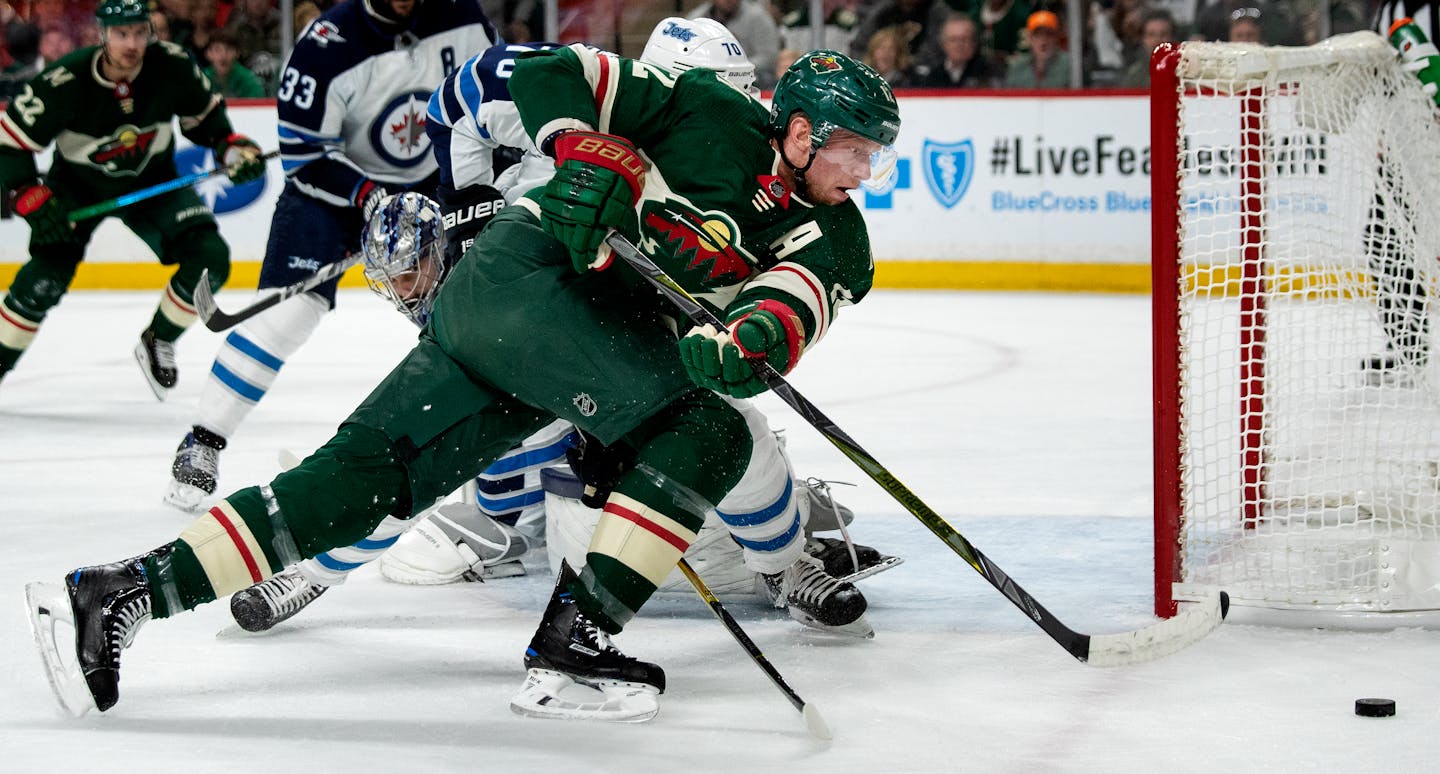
[110, 592, 152, 655]
[151, 337, 177, 372]
[255, 570, 322, 616]
[785, 556, 846, 608]
[802, 477, 861, 574]
[576, 612, 631, 661]
[179, 441, 220, 477]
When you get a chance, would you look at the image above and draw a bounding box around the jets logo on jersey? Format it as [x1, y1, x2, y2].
[808, 55, 842, 73]
[305, 20, 345, 47]
[371, 92, 432, 167]
[643, 202, 754, 283]
[87, 125, 166, 174]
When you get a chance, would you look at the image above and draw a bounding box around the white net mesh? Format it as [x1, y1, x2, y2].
[1165, 33, 1440, 616]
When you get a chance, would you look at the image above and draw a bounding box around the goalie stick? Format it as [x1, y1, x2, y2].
[603, 230, 1229, 667]
[676, 558, 831, 740]
[192, 255, 361, 331]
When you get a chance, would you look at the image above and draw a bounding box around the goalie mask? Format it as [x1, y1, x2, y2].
[642, 17, 757, 96]
[361, 192, 446, 326]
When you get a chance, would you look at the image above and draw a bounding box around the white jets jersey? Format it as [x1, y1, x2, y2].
[425, 42, 559, 203]
[277, 0, 497, 207]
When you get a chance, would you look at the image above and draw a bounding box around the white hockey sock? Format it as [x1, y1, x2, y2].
[297, 514, 413, 586]
[193, 292, 328, 438]
[715, 399, 805, 575]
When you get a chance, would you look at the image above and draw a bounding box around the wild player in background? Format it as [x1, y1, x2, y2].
[26, 48, 899, 722]
[164, 0, 498, 511]
[0, 0, 263, 396]
[230, 23, 896, 635]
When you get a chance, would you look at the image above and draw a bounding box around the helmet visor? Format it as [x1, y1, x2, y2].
[816, 137, 899, 192]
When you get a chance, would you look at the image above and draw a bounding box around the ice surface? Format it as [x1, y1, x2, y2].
[1, 290, 1435, 772]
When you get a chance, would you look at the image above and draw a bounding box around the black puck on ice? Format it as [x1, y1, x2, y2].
[1355, 698, 1396, 717]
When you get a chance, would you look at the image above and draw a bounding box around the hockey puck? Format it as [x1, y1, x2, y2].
[1355, 698, 1396, 717]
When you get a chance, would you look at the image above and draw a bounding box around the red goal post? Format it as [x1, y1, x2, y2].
[1151, 33, 1440, 626]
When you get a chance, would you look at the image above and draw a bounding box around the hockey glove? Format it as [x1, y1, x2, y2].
[539, 131, 644, 273]
[679, 306, 804, 399]
[356, 180, 391, 222]
[216, 133, 265, 184]
[11, 184, 75, 246]
[565, 430, 638, 508]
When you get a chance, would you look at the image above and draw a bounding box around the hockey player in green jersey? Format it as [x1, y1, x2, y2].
[0, 0, 264, 398]
[25, 47, 898, 722]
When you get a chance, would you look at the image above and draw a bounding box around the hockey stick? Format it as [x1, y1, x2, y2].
[192, 254, 361, 331]
[676, 559, 831, 740]
[66, 149, 281, 223]
[604, 230, 1229, 667]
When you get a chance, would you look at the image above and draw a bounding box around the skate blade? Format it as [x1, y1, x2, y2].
[836, 555, 904, 584]
[23, 582, 97, 718]
[163, 481, 210, 513]
[787, 607, 875, 639]
[132, 342, 170, 402]
[509, 668, 659, 723]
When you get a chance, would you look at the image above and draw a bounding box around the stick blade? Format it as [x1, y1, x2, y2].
[1084, 591, 1229, 667]
[802, 702, 832, 740]
[193, 270, 226, 331]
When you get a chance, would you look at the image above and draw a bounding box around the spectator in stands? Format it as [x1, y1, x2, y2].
[1005, 9, 1070, 88]
[1193, 1, 1299, 45]
[1227, 6, 1263, 43]
[850, 0, 934, 60]
[204, 29, 265, 98]
[970, 0, 1033, 73]
[863, 24, 917, 87]
[37, 26, 70, 63]
[184, 0, 221, 64]
[293, 1, 321, 38]
[1120, 8, 1177, 87]
[150, 9, 171, 42]
[224, 0, 278, 67]
[688, 0, 781, 90]
[0, 21, 40, 98]
[774, 46, 800, 84]
[913, 13, 997, 88]
[780, 0, 861, 55]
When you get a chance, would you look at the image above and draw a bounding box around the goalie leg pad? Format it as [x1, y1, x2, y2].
[379, 503, 534, 585]
[509, 668, 660, 723]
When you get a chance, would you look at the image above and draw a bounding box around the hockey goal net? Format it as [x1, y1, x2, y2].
[1152, 32, 1440, 625]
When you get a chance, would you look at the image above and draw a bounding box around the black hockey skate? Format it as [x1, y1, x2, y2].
[165, 426, 226, 512]
[761, 553, 873, 638]
[230, 566, 328, 633]
[511, 562, 664, 722]
[25, 557, 153, 715]
[805, 536, 904, 584]
[134, 328, 178, 400]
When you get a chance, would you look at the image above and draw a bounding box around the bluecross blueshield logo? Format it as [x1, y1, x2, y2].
[923, 139, 974, 209]
[175, 144, 266, 215]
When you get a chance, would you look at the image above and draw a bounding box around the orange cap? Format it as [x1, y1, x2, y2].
[1389, 17, 1414, 37]
[1027, 10, 1060, 33]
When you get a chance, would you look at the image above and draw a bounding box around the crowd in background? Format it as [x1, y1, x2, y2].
[0, 0, 1396, 100]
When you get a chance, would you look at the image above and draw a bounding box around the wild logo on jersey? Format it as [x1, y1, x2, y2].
[371, 92, 432, 167]
[642, 201, 754, 284]
[86, 125, 165, 174]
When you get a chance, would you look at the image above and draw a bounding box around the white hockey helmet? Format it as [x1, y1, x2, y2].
[361, 192, 446, 326]
[641, 17, 757, 96]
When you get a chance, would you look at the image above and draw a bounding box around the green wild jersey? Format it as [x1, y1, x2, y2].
[509, 45, 875, 363]
[0, 41, 235, 203]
